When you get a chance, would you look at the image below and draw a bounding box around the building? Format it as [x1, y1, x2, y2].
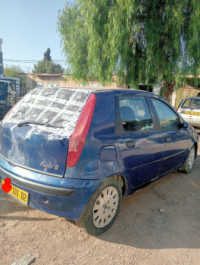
[24, 73, 121, 93]
[22, 73, 200, 108]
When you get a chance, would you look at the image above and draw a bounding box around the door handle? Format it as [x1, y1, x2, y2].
[166, 137, 171, 143]
[126, 141, 136, 148]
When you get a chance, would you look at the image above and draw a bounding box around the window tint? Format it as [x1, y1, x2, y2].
[119, 97, 154, 132]
[152, 98, 180, 130]
[182, 99, 191, 109]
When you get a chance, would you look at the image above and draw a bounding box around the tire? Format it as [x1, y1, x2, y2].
[179, 146, 195, 174]
[77, 177, 122, 236]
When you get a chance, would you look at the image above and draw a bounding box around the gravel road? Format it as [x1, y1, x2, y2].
[0, 143, 200, 265]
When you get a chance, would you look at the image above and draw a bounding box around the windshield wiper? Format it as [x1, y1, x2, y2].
[17, 121, 63, 129]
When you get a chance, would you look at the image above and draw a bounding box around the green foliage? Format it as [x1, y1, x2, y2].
[33, 49, 64, 74]
[4, 66, 24, 77]
[4, 66, 25, 88]
[58, 0, 200, 87]
[44, 48, 52, 61]
[33, 60, 64, 74]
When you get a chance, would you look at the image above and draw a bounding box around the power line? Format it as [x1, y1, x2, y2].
[4, 59, 66, 63]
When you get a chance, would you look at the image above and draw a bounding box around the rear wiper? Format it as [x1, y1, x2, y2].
[17, 121, 63, 129]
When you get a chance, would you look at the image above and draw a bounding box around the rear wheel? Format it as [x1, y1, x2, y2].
[78, 178, 122, 235]
[179, 146, 195, 173]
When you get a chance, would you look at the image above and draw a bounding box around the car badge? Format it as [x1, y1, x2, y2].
[40, 162, 60, 170]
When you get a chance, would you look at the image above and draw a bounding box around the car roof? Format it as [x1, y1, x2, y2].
[57, 86, 130, 92]
[52, 86, 147, 93]
[89, 87, 162, 100]
[36, 86, 162, 101]
[181, 96, 200, 101]
[60, 86, 157, 96]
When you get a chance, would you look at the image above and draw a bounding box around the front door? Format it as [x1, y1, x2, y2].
[150, 98, 188, 176]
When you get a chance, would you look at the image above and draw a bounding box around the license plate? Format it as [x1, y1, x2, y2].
[1, 179, 29, 205]
[185, 111, 200, 116]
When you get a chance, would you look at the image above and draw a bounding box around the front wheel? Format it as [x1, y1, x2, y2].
[78, 178, 122, 236]
[179, 146, 195, 173]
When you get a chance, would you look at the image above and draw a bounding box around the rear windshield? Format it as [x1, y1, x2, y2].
[4, 87, 91, 137]
[182, 98, 200, 110]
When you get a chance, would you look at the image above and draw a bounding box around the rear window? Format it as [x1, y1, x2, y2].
[3, 87, 91, 137]
[119, 96, 154, 132]
[181, 98, 200, 110]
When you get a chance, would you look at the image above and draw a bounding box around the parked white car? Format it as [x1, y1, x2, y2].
[177, 96, 200, 128]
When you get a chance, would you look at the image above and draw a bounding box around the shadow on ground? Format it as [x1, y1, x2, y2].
[0, 188, 34, 215]
[0, 154, 199, 250]
[99, 155, 200, 249]
[0, 189, 55, 221]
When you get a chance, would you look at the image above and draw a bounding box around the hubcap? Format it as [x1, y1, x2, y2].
[93, 186, 119, 228]
[188, 147, 195, 170]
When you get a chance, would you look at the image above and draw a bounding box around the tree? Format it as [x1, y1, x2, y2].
[4, 66, 24, 78]
[58, 0, 200, 88]
[33, 49, 64, 74]
[4, 66, 26, 90]
[44, 48, 52, 61]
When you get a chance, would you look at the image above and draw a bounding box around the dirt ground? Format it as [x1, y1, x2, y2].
[0, 141, 200, 265]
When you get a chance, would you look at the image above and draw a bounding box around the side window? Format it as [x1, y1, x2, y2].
[182, 99, 191, 109]
[152, 98, 180, 130]
[119, 96, 154, 132]
[191, 99, 200, 110]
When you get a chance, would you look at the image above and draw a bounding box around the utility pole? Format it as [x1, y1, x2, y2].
[0, 38, 3, 77]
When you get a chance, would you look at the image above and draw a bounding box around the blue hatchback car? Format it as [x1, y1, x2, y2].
[0, 87, 198, 235]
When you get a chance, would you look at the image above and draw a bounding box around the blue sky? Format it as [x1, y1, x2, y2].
[0, 0, 68, 72]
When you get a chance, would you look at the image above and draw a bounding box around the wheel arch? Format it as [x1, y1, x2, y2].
[111, 174, 128, 196]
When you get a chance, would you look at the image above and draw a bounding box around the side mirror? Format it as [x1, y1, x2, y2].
[180, 122, 189, 129]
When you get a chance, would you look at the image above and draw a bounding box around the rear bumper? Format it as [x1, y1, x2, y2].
[0, 167, 74, 197]
[0, 157, 101, 220]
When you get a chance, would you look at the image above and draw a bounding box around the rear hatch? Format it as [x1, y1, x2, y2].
[0, 87, 91, 177]
[179, 98, 200, 126]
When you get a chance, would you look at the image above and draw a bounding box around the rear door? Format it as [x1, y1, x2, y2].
[116, 95, 164, 188]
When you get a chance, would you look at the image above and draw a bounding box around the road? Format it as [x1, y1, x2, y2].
[0, 143, 200, 265]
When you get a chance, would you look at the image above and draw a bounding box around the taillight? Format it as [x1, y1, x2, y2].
[3, 97, 23, 121]
[67, 93, 96, 168]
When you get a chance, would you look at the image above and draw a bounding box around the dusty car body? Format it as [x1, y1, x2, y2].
[0, 87, 198, 235]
